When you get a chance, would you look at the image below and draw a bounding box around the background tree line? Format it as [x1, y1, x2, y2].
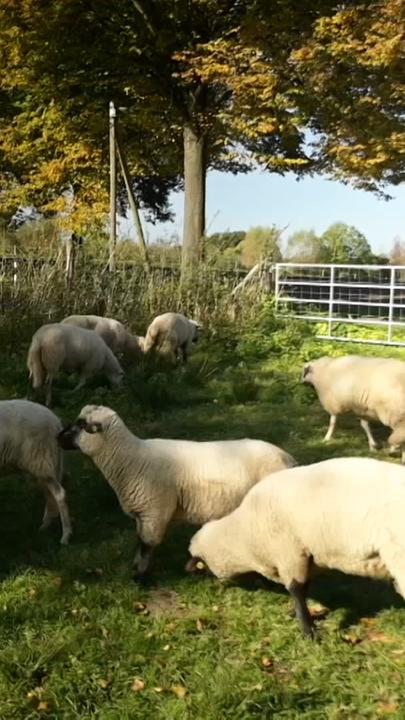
[2, 216, 402, 270]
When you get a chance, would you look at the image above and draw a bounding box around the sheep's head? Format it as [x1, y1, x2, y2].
[189, 319, 201, 343]
[186, 522, 232, 581]
[301, 356, 330, 385]
[301, 362, 313, 384]
[58, 405, 118, 455]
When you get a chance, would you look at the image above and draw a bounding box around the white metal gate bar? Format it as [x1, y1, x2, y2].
[274, 263, 405, 347]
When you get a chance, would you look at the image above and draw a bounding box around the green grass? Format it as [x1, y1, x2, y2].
[1, 324, 405, 719]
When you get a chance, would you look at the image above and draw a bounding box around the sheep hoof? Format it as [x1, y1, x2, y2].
[133, 572, 154, 587]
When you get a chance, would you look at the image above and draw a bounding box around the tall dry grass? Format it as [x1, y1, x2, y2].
[0, 253, 267, 350]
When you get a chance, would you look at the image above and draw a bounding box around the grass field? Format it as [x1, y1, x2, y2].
[1, 316, 405, 719]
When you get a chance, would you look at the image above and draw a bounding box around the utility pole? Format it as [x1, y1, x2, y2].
[115, 131, 150, 271]
[109, 101, 116, 272]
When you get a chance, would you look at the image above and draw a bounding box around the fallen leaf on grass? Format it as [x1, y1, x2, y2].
[131, 678, 145, 692]
[377, 701, 399, 714]
[342, 633, 363, 645]
[163, 644, 170, 651]
[359, 617, 377, 627]
[367, 630, 394, 644]
[52, 576, 63, 587]
[37, 701, 49, 712]
[260, 656, 274, 670]
[154, 687, 164, 693]
[28, 589, 37, 599]
[134, 601, 149, 616]
[98, 678, 110, 689]
[391, 649, 405, 657]
[196, 618, 204, 632]
[308, 603, 329, 619]
[171, 685, 187, 698]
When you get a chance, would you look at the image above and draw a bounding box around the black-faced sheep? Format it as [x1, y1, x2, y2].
[187, 457, 405, 637]
[58, 404, 297, 580]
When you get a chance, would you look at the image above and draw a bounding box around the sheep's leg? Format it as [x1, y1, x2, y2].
[43, 479, 72, 544]
[359, 418, 377, 450]
[40, 487, 59, 531]
[73, 374, 87, 392]
[45, 376, 53, 407]
[288, 579, 314, 638]
[323, 415, 337, 442]
[133, 539, 154, 583]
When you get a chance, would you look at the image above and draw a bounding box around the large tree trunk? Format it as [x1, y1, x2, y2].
[181, 124, 206, 277]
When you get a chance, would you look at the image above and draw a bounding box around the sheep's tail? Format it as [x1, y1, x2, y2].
[144, 326, 159, 353]
[27, 337, 46, 388]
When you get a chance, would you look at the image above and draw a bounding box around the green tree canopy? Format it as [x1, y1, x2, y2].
[319, 223, 373, 263]
[285, 230, 322, 263]
[238, 226, 282, 268]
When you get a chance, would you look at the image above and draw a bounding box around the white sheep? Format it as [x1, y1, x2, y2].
[27, 323, 124, 406]
[0, 400, 71, 544]
[61, 315, 144, 360]
[143, 312, 200, 363]
[187, 456, 405, 637]
[57, 404, 297, 580]
[302, 355, 405, 461]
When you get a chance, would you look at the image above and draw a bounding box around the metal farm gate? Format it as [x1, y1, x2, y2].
[274, 263, 405, 347]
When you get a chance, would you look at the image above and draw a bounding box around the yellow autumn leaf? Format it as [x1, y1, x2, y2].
[171, 685, 187, 698]
[131, 678, 145, 692]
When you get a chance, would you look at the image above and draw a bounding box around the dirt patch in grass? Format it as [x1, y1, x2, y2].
[146, 588, 187, 618]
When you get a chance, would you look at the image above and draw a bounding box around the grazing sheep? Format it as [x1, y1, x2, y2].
[143, 312, 200, 363]
[0, 400, 71, 544]
[302, 355, 405, 461]
[27, 323, 123, 406]
[58, 404, 297, 580]
[62, 315, 144, 360]
[187, 457, 405, 637]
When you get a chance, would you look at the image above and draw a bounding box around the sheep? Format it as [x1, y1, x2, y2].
[27, 323, 124, 406]
[61, 314, 144, 361]
[0, 400, 71, 544]
[302, 354, 405, 461]
[187, 456, 405, 638]
[143, 312, 200, 363]
[57, 404, 297, 580]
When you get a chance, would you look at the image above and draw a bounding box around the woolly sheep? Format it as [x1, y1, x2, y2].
[58, 404, 297, 580]
[62, 315, 144, 360]
[302, 355, 405, 461]
[143, 312, 200, 363]
[0, 400, 71, 544]
[187, 457, 405, 637]
[27, 323, 124, 406]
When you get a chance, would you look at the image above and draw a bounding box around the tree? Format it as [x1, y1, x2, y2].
[238, 226, 282, 268]
[285, 230, 322, 263]
[389, 238, 405, 265]
[0, 1, 402, 273]
[319, 223, 373, 264]
[291, 0, 404, 192]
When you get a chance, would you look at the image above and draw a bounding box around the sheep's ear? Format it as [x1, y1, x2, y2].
[301, 364, 311, 380]
[185, 556, 206, 573]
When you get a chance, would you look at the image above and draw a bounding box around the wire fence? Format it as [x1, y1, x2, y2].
[274, 263, 405, 346]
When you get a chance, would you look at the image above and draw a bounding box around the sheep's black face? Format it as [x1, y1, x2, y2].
[58, 418, 103, 450]
[301, 364, 313, 384]
[57, 423, 81, 450]
[185, 556, 208, 574]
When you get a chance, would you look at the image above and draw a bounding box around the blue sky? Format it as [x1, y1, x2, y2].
[121, 170, 405, 255]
